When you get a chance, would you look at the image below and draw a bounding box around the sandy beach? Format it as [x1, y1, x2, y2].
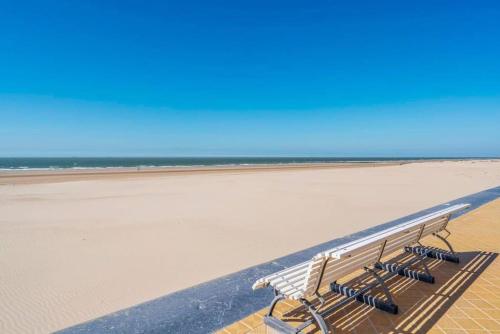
[1, 160, 500, 333]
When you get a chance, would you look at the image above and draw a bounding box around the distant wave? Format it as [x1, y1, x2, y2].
[0, 157, 483, 171]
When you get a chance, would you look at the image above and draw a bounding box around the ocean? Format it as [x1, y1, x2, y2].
[0, 157, 473, 170]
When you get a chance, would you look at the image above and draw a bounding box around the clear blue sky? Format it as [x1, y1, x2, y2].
[1, 1, 499, 157]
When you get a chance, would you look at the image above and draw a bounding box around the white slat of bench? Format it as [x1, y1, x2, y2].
[267, 263, 310, 284]
[312, 208, 462, 292]
[318, 204, 468, 260]
[337, 229, 421, 261]
[327, 204, 468, 259]
[423, 220, 449, 235]
[317, 247, 381, 277]
[320, 253, 379, 282]
[331, 219, 437, 259]
[280, 282, 305, 295]
[382, 235, 420, 257]
[273, 270, 309, 289]
[308, 219, 441, 291]
[276, 276, 308, 295]
[257, 262, 308, 284]
[301, 203, 469, 297]
[302, 257, 328, 295]
[252, 261, 310, 290]
[290, 289, 306, 300]
[272, 270, 308, 288]
[302, 244, 382, 294]
[287, 228, 419, 296]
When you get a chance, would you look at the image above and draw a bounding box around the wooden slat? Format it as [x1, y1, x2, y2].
[252, 261, 310, 289]
[267, 264, 310, 284]
[263, 262, 310, 281]
[273, 271, 308, 289]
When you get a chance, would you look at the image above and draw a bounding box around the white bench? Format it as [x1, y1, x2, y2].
[252, 203, 470, 334]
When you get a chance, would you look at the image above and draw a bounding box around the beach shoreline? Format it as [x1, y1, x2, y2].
[1, 158, 497, 185]
[0, 161, 402, 184]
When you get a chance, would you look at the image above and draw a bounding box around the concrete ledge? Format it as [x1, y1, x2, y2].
[58, 186, 500, 334]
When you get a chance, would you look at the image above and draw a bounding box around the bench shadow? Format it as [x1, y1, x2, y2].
[279, 250, 498, 333]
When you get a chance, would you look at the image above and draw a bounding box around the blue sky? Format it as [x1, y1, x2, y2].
[1, 1, 499, 157]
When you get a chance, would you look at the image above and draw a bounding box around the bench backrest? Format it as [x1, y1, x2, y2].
[300, 203, 470, 298]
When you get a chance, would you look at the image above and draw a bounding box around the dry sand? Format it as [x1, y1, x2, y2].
[1, 160, 499, 333]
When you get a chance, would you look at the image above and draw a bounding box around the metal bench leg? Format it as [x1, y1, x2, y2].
[406, 228, 459, 263]
[300, 299, 329, 334]
[263, 291, 298, 333]
[364, 267, 398, 310]
[264, 290, 329, 334]
[414, 250, 432, 276]
[264, 298, 329, 334]
[411, 249, 435, 283]
[433, 230, 459, 260]
[267, 291, 286, 317]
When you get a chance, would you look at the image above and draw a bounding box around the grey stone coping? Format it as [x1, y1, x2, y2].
[58, 186, 500, 334]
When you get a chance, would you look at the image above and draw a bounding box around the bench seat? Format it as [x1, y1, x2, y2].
[253, 203, 469, 299]
[252, 203, 470, 334]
